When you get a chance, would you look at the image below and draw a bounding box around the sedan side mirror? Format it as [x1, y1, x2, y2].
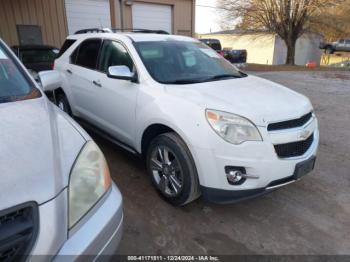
[38, 71, 61, 92]
[107, 66, 137, 82]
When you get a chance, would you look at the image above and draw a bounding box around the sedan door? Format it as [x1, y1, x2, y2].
[90, 40, 139, 147]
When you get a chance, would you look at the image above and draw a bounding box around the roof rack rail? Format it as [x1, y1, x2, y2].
[111, 28, 169, 35]
[74, 28, 112, 34]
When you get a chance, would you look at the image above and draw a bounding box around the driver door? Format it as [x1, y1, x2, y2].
[92, 40, 139, 147]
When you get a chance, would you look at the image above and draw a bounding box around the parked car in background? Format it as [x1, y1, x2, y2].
[12, 45, 59, 80]
[199, 38, 247, 64]
[53, 31, 319, 206]
[0, 38, 123, 260]
[329, 60, 350, 68]
[319, 38, 350, 54]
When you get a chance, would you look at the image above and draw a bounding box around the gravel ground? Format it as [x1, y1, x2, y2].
[90, 70, 350, 255]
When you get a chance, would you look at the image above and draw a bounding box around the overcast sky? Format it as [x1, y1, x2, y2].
[195, 0, 221, 34]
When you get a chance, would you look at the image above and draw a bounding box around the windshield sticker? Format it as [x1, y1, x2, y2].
[0, 49, 8, 59]
[200, 48, 220, 58]
[141, 49, 163, 59]
[182, 51, 196, 67]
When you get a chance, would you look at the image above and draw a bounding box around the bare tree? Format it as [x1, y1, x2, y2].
[218, 0, 343, 65]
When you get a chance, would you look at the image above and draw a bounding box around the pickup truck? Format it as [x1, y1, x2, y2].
[320, 38, 350, 54]
[199, 38, 247, 64]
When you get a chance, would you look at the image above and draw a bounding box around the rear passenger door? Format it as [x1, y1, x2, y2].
[92, 40, 139, 146]
[68, 38, 103, 124]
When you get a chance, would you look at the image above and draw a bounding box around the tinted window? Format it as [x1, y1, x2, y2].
[21, 49, 59, 63]
[345, 40, 350, 44]
[134, 41, 244, 84]
[57, 39, 76, 57]
[98, 40, 134, 73]
[75, 39, 101, 69]
[339, 39, 345, 44]
[0, 43, 41, 103]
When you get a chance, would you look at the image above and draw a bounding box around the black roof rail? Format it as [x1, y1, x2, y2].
[111, 28, 169, 35]
[74, 28, 111, 34]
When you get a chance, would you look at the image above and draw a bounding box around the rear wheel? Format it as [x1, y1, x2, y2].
[56, 93, 72, 116]
[325, 46, 334, 54]
[146, 132, 200, 206]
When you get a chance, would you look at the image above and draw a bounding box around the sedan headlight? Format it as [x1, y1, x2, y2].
[206, 109, 262, 145]
[69, 141, 111, 228]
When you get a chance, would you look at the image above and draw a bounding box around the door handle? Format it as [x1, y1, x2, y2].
[66, 69, 72, 74]
[93, 80, 102, 87]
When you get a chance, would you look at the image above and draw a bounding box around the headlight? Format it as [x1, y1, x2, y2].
[206, 109, 262, 145]
[69, 141, 111, 228]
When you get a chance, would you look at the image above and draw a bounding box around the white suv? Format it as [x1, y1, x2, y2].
[52, 31, 319, 205]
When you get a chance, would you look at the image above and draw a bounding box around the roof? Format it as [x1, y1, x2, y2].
[68, 32, 197, 43]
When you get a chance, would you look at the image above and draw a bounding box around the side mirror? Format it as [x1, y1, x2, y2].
[38, 70, 61, 92]
[107, 65, 137, 82]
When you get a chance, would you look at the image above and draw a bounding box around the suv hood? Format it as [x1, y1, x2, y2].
[165, 75, 313, 126]
[0, 97, 86, 210]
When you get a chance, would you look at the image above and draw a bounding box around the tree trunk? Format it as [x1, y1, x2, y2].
[285, 38, 297, 65]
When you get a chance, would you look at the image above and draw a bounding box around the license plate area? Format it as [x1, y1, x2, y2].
[294, 156, 316, 179]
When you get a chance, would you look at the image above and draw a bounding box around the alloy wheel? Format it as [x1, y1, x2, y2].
[150, 146, 184, 197]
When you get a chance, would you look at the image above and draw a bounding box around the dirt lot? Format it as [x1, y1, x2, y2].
[90, 70, 350, 255]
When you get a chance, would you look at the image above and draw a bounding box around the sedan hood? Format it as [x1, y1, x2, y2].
[164, 75, 313, 126]
[0, 97, 86, 210]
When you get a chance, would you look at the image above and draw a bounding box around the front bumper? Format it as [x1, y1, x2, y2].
[190, 118, 319, 203]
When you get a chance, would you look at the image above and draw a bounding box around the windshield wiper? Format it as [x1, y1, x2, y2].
[163, 79, 206, 84]
[205, 74, 242, 81]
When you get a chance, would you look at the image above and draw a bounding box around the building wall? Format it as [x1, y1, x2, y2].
[199, 33, 276, 65]
[121, 0, 195, 36]
[0, 0, 68, 47]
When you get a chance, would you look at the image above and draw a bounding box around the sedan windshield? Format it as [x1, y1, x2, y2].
[0, 43, 40, 103]
[134, 40, 246, 84]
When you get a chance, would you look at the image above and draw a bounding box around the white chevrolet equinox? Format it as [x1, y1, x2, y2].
[52, 30, 319, 205]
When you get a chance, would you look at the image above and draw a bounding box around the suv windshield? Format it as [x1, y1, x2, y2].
[134, 41, 246, 84]
[0, 43, 40, 103]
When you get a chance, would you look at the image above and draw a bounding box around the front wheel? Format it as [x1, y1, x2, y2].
[146, 132, 200, 206]
[325, 47, 334, 54]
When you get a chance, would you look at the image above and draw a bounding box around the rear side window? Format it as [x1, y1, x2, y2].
[75, 39, 102, 69]
[57, 39, 76, 58]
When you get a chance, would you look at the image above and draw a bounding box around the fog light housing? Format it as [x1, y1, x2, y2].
[225, 166, 246, 185]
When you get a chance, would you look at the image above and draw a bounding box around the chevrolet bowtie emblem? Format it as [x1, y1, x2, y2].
[299, 129, 311, 140]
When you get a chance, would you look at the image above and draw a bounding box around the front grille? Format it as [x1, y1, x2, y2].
[268, 112, 313, 131]
[0, 203, 38, 262]
[274, 134, 314, 158]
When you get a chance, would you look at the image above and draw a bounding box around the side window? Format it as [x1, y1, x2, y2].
[57, 39, 76, 58]
[345, 40, 350, 45]
[339, 39, 345, 44]
[75, 39, 102, 69]
[98, 40, 134, 73]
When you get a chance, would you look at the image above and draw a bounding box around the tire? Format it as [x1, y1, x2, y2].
[56, 92, 72, 116]
[325, 47, 334, 54]
[146, 132, 200, 206]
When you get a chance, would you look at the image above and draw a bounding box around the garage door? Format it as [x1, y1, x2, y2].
[65, 0, 111, 34]
[132, 3, 172, 34]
